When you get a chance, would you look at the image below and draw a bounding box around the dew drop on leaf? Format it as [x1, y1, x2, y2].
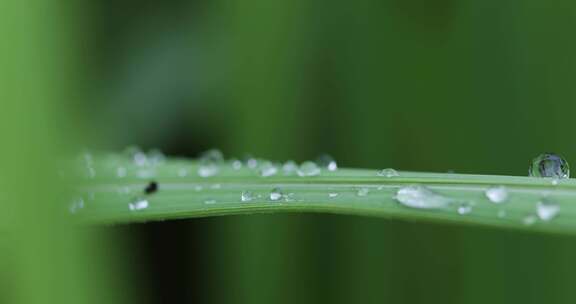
[356, 188, 369, 197]
[129, 198, 149, 211]
[241, 191, 255, 202]
[316, 154, 337, 171]
[485, 186, 508, 204]
[270, 188, 283, 201]
[529, 153, 569, 179]
[536, 199, 560, 221]
[297, 161, 321, 177]
[395, 185, 451, 209]
[377, 168, 399, 178]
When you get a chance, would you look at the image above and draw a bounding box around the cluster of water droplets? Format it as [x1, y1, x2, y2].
[68, 149, 571, 227]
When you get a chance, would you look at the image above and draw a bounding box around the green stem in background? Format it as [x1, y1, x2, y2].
[78, 157, 576, 235]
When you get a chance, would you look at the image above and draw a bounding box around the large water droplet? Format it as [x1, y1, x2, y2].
[129, 198, 149, 211]
[270, 188, 283, 201]
[395, 185, 451, 209]
[258, 161, 278, 177]
[297, 161, 321, 177]
[485, 186, 509, 204]
[377, 168, 399, 178]
[241, 191, 255, 202]
[536, 199, 560, 221]
[316, 154, 337, 171]
[529, 153, 569, 179]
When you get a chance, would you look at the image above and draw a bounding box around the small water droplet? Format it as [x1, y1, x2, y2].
[244, 156, 258, 169]
[497, 209, 507, 218]
[211, 184, 222, 190]
[129, 198, 149, 211]
[551, 178, 559, 185]
[316, 154, 338, 171]
[241, 191, 255, 202]
[198, 164, 219, 177]
[328, 192, 339, 198]
[270, 188, 283, 201]
[282, 161, 298, 175]
[199, 149, 224, 163]
[258, 161, 278, 177]
[356, 188, 369, 197]
[523, 215, 537, 226]
[485, 186, 509, 204]
[148, 149, 165, 165]
[297, 161, 321, 177]
[536, 199, 560, 221]
[116, 167, 127, 178]
[457, 202, 473, 215]
[395, 185, 451, 209]
[204, 199, 217, 205]
[230, 159, 243, 170]
[377, 168, 399, 178]
[529, 153, 569, 179]
[69, 197, 85, 214]
[194, 185, 203, 191]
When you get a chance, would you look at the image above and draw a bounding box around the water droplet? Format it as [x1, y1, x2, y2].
[198, 164, 219, 177]
[69, 197, 84, 214]
[316, 154, 337, 171]
[244, 156, 258, 169]
[551, 178, 559, 185]
[211, 184, 222, 189]
[148, 149, 165, 165]
[485, 186, 509, 204]
[270, 188, 283, 201]
[199, 149, 224, 163]
[523, 215, 537, 226]
[116, 167, 127, 178]
[297, 161, 321, 177]
[377, 168, 399, 178]
[230, 159, 243, 170]
[194, 185, 203, 191]
[241, 191, 255, 202]
[356, 188, 369, 197]
[395, 185, 451, 209]
[328, 192, 339, 198]
[536, 199, 560, 221]
[457, 202, 473, 215]
[258, 161, 278, 177]
[282, 161, 298, 174]
[529, 153, 569, 179]
[204, 199, 217, 205]
[129, 198, 149, 211]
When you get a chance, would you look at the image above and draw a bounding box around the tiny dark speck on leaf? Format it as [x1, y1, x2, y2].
[145, 181, 158, 195]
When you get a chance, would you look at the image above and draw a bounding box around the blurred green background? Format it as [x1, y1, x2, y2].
[3, 0, 576, 303]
